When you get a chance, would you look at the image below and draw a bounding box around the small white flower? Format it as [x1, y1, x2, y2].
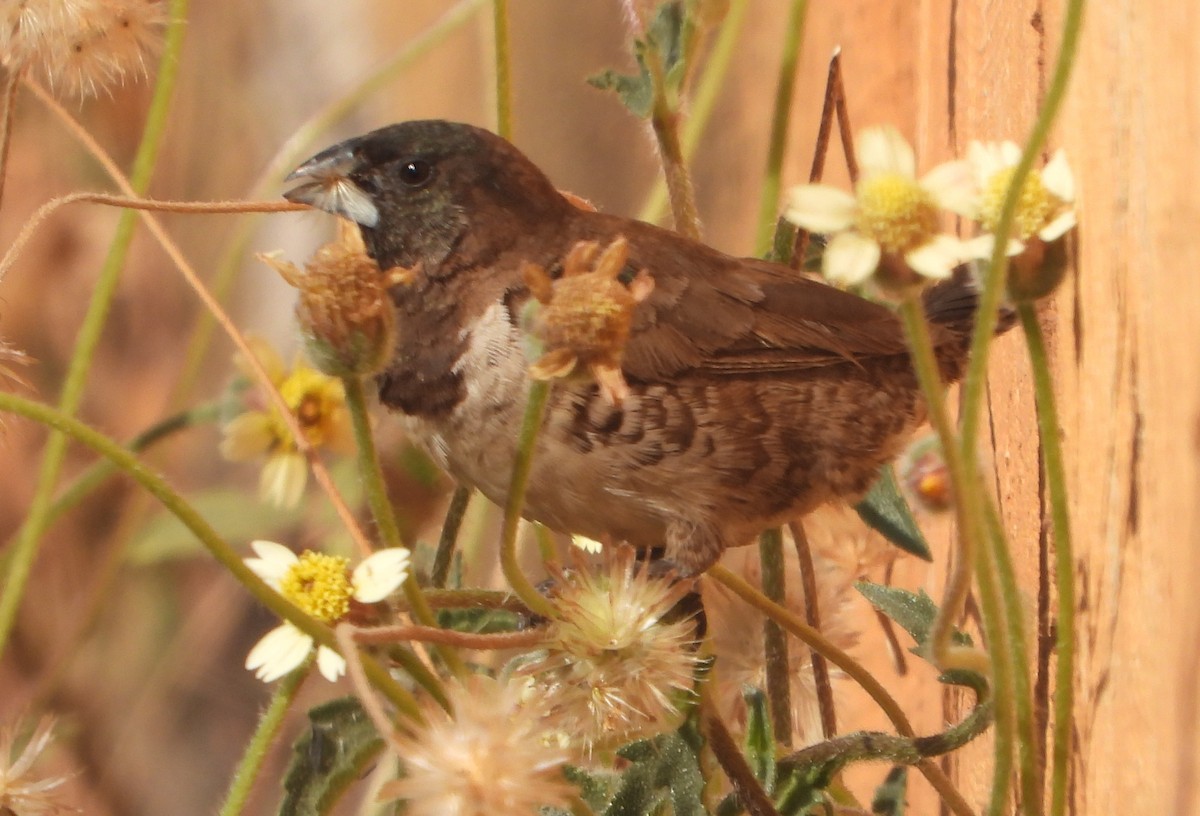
[244, 541, 410, 682]
[785, 126, 976, 286]
[962, 140, 1077, 259]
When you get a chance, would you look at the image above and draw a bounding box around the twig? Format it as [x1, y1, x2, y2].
[789, 520, 836, 738]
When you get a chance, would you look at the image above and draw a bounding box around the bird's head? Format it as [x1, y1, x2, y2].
[284, 120, 569, 272]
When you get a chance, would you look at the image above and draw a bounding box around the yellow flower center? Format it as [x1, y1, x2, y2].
[980, 167, 1055, 239]
[855, 173, 941, 254]
[279, 551, 353, 622]
[279, 368, 346, 448]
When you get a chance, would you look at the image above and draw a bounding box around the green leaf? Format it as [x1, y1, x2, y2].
[607, 730, 706, 816]
[870, 766, 908, 816]
[855, 583, 984, 689]
[587, 1, 688, 119]
[278, 697, 384, 816]
[854, 465, 933, 561]
[742, 687, 776, 792]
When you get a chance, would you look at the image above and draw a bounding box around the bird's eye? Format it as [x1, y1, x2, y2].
[398, 159, 433, 187]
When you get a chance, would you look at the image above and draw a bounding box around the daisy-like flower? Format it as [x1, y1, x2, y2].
[378, 675, 572, 816]
[0, 716, 74, 815]
[220, 339, 354, 508]
[1, 0, 165, 97]
[963, 140, 1076, 258]
[243, 540, 409, 682]
[521, 237, 654, 406]
[785, 125, 977, 288]
[523, 547, 700, 755]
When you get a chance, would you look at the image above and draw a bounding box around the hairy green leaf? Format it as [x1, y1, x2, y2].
[279, 697, 384, 816]
[854, 465, 933, 561]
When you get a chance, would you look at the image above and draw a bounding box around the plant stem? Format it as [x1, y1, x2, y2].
[0, 391, 422, 722]
[637, 0, 747, 225]
[499, 380, 557, 620]
[0, 0, 189, 654]
[492, 0, 513, 140]
[752, 0, 808, 256]
[707, 564, 975, 816]
[0, 66, 23, 212]
[218, 659, 311, 816]
[958, 0, 1087, 460]
[758, 528, 793, 748]
[1019, 302, 1075, 816]
[431, 486, 473, 588]
[342, 376, 465, 680]
[789, 520, 836, 738]
[896, 298, 989, 676]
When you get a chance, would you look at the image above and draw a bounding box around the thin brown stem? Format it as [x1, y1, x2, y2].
[789, 520, 837, 738]
[0, 67, 23, 211]
[350, 623, 548, 651]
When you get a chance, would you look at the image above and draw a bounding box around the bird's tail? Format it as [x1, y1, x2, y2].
[921, 267, 1015, 383]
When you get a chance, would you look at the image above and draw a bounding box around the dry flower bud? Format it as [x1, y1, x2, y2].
[521, 236, 654, 405]
[898, 434, 953, 512]
[260, 220, 411, 379]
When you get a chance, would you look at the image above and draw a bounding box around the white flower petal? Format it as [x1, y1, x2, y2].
[999, 141, 1023, 166]
[1042, 149, 1075, 203]
[245, 624, 313, 682]
[822, 231, 881, 285]
[316, 646, 347, 682]
[783, 185, 858, 232]
[921, 160, 979, 217]
[571, 534, 604, 554]
[351, 547, 411, 603]
[857, 125, 916, 179]
[1038, 209, 1077, 242]
[245, 540, 298, 587]
[260, 452, 307, 509]
[962, 234, 1025, 261]
[905, 235, 966, 279]
[967, 141, 1001, 184]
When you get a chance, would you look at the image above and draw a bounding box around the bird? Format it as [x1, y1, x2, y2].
[283, 119, 987, 577]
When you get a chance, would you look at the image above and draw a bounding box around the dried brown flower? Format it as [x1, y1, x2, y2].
[521, 236, 653, 405]
[260, 219, 412, 379]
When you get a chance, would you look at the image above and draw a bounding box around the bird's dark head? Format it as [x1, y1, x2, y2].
[284, 120, 569, 272]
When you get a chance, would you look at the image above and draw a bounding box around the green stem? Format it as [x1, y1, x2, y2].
[171, 0, 487, 404]
[0, 402, 220, 577]
[492, 0, 513, 140]
[902, 301, 1032, 816]
[752, 0, 808, 256]
[0, 0, 189, 654]
[896, 299, 988, 673]
[500, 380, 557, 620]
[431, 485, 473, 588]
[758, 528, 793, 747]
[0, 391, 422, 722]
[1019, 302, 1075, 816]
[958, 0, 1087, 461]
[982, 498, 1040, 816]
[218, 658, 312, 816]
[637, 0, 747, 225]
[708, 564, 974, 816]
[342, 376, 465, 680]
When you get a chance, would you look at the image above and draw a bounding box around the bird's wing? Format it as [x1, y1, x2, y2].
[573, 216, 927, 381]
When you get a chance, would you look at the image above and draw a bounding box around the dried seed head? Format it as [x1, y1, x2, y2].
[521, 236, 653, 405]
[260, 220, 411, 379]
[2, 0, 166, 97]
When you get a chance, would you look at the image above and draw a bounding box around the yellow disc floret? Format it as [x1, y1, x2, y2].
[980, 167, 1055, 238]
[279, 551, 353, 622]
[855, 173, 941, 254]
[279, 369, 347, 448]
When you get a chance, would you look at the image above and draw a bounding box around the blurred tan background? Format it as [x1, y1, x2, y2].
[0, 1, 1196, 814]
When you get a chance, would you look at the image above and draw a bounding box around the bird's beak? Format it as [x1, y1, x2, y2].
[283, 141, 380, 228]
